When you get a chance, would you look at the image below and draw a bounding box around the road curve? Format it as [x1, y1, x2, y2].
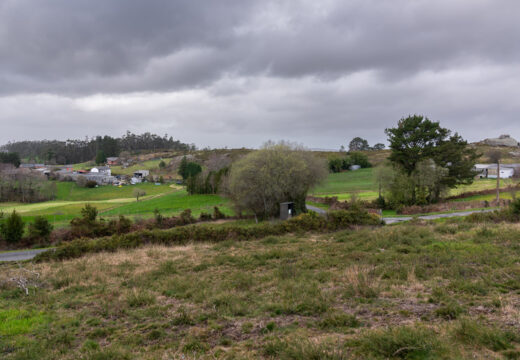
[383, 209, 496, 224]
[306, 205, 327, 215]
[0, 248, 50, 262]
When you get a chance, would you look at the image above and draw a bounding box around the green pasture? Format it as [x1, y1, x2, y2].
[0, 183, 231, 229]
[100, 190, 231, 218]
[311, 168, 517, 202]
[55, 181, 174, 201]
[310, 169, 376, 197]
[448, 178, 516, 196]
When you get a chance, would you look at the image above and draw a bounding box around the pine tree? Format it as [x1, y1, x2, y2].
[178, 156, 188, 180]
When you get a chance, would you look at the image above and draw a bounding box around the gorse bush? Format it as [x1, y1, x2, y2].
[28, 216, 53, 244]
[510, 198, 520, 216]
[213, 206, 226, 220]
[81, 204, 98, 223]
[0, 210, 25, 243]
[465, 204, 520, 223]
[35, 209, 382, 262]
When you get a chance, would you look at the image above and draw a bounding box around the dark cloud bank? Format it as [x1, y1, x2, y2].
[1, 0, 520, 148]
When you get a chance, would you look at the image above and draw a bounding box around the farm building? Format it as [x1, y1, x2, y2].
[106, 157, 120, 165]
[133, 170, 150, 178]
[474, 164, 517, 179]
[84, 173, 116, 185]
[131, 170, 150, 184]
[487, 167, 515, 179]
[91, 166, 111, 176]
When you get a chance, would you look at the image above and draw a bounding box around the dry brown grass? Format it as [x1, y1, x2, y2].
[3, 223, 520, 359]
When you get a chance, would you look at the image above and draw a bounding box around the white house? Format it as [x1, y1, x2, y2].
[90, 166, 111, 176]
[488, 167, 515, 179]
[131, 170, 150, 184]
[133, 170, 149, 178]
[475, 164, 515, 179]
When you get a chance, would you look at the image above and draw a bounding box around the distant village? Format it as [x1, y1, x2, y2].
[8, 134, 520, 191]
[20, 157, 152, 186]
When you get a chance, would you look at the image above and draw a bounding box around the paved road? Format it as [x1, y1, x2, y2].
[383, 209, 496, 224]
[0, 248, 50, 262]
[307, 205, 327, 215]
[308, 205, 496, 225]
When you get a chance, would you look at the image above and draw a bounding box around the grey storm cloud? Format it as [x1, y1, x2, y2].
[1, 0, 520, 148]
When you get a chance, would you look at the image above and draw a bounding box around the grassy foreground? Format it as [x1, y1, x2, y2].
[2, 222, 520, 359]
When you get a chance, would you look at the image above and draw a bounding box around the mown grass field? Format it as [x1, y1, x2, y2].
[0, 182, 230, 230]
[2, 222, 520, 359]
[310, 169, 377, 199]
[54, 181, 174, 201]
[310, 168, 518, 202]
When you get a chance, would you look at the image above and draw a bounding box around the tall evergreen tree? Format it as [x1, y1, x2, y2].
[178, 156, 188, 180]
[95, 150, 107, 165]
[385, 115, 478, 203]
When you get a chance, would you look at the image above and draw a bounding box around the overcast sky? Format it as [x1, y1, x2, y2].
[1, 0, 519, 149]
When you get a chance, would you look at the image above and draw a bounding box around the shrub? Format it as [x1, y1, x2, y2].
[213, 206, 226, 220]
[28, 216, 53, 243]
[81, 204, 98, 223]
[347, 152, 371, 168]
[85, 180, 97, 188]
[0, 210, 25, 243]
[466, 209, 519, 223]
[374, 196, 387, 209]
[327, 209, 382, 229]
[328, 157, 343, 173]
[199, 212, 212, 221]
[35, 209, 382, 262]
[154, 209, 164, 225]
[510, 199, 520, 216]
[179, 209, 195, 224]
[115, 215, 132, 234]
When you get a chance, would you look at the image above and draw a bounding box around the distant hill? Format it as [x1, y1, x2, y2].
[476, 134, 520, 147]
[0, 132, 194, 165]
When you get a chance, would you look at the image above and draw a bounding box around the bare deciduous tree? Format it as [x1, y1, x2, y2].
[133, 188, 146, 202]
[226, 141, 327, 220]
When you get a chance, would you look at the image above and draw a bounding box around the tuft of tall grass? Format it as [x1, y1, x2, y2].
[354, 325, 447, 359]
